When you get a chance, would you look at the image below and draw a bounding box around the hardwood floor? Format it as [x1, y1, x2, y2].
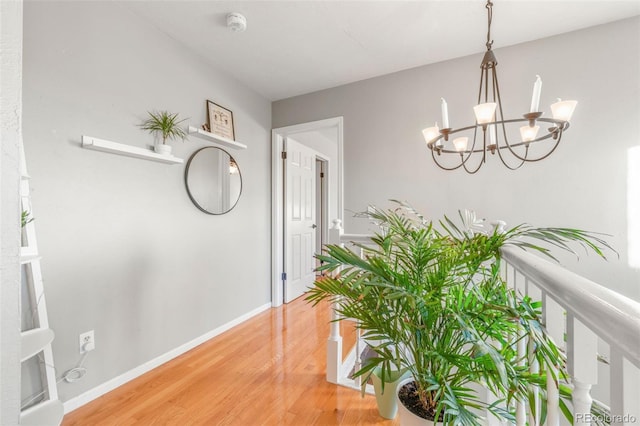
[62, 297, 399, 425]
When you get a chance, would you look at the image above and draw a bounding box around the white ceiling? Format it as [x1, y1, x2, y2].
[124, 1, 640, 101]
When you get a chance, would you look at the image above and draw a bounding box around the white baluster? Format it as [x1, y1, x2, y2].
[326, 219, 344, 384]
[354, 327, 362, 387]
[610, 349, 624, 426]
[516, 327, 527, 426]
[543, 295, 564, 426]
[567, 315, 598, 425]
[528, 338, 540, 426]
[523, 279, 541, 426]
[326, 300, 342, 384]
[546, 362, 560, 426]
[611, 352, 640, 426]
[573, 380, 593, 425]
[623, 358, 640, 426]
[330, 219, 343, 245]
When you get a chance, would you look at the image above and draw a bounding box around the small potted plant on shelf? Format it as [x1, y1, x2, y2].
[307, 202, 613, 425]
[139, 110, 188, 155]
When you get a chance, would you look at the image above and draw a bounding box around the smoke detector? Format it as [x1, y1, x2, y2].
[227, 12, 247, 32]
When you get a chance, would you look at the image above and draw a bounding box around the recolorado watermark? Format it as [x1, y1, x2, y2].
[576, 413, 638, 423]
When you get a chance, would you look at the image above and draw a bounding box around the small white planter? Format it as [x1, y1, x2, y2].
[371, 367, 411, 419]
[154, 143, 172, 156]
[396, 377, 436, 426]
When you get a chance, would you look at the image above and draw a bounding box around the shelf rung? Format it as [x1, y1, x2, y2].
[20, 399, 64, 426]
[21, 328, 55, 362]
[20, 254, 42, 264]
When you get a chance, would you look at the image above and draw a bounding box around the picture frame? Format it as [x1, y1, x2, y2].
[206, 100, 235, 141]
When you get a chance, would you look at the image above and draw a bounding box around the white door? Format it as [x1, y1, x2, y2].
[284, 137, 317, 303]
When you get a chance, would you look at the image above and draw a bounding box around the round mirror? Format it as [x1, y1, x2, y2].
[185, 147, 242, 215]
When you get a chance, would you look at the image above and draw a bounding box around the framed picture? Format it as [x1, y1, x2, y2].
[207, 100, 235, 141]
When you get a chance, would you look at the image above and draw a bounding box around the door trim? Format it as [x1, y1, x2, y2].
[271, 117, 344, 307]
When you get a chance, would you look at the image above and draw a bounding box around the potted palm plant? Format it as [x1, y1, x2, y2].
[139, 110, 188, 155]
[307, 203, 613, 425]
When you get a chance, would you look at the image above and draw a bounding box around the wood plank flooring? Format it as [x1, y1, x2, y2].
[62, 297, 399, 425]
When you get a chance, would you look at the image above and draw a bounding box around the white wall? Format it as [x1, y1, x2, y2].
[273, 17, 640, 301]
[1, 1, 24, 423]
[22, 1, 272, 405]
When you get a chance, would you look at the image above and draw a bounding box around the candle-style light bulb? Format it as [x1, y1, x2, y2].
[441, 98, 450, 129]
[488, 124, 497, 146]
[529, 75, 542, 113]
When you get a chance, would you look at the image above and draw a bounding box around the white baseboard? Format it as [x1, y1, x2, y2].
[63, 302, 272, 413]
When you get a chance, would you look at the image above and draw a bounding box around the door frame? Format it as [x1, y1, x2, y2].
[271, 117, 344, 307]
[315, 156, 329, 271]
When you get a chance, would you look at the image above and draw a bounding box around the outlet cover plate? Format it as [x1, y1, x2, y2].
[79, 330, 95, 353]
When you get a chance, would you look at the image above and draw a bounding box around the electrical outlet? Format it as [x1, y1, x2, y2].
[79, 330, 95, 353]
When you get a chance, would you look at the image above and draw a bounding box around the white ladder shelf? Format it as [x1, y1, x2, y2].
[19, 143, 64, 425]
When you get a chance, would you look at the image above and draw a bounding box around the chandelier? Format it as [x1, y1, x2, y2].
[422, 0, 577, 173]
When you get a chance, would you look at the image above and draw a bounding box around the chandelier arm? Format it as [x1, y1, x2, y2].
[429, 146, 465, 171]
[429, 126, 485, 172]
[462, 151, 484, 174]
[498, 119, 567, 149]
[494, 138, 526, 170]
[492, 67, 498, 106]
[491, 68, 551, 163]
[463, 161, 484, 174]
[478, 66, 487, 104]
[481, 63, 488, 103]
[460, 126, 486, 173]
[516, 128, 565, 162]
[496, 121, 565, 162]
[431, 118, 562, 154]
[492, 68, 527, 170]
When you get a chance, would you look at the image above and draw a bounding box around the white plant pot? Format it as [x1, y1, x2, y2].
[371, 367, 411, 419]
[396, 377, 436, 426]
[154, 143, 172, 155]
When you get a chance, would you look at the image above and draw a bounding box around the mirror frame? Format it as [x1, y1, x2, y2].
[184, 146, 243, 215]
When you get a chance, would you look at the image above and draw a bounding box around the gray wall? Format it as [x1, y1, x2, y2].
[22, 1, 271, 403]
[274, 17, 640, 301]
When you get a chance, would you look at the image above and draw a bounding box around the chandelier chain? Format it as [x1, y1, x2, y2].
[485, 0, 494, 51]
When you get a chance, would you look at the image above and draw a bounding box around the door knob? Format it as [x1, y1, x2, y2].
[311, 224, 317, 229]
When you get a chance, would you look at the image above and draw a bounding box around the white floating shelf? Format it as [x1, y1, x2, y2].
[82, 135, 184, 164]
[21, 328, 55, 362]
[20, 399, 64, 426]
[187, 126, 247, 150]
